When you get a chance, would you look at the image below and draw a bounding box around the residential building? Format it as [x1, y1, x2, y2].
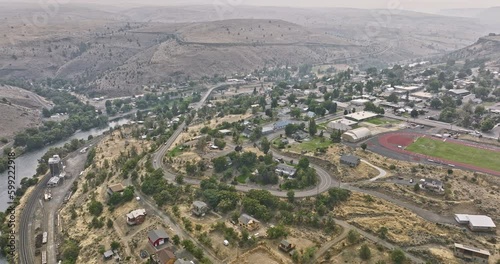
[350, 99, 370, 106]
[148, 229, 169, 248]
[155, 248, 177, 264]
[340, 155, 360, 167]
[448, 89, 471, 98]
[103, 250, 113, 260]
[238, 214, 260, 231]
[341, 127, 372, 143]
[421, 178, 444, 192]
[174, 260, 194, 264]
[126, 209, 147, 225]
[454, 243, 490, 263]
[273, 120, 293, 130]
[454, 214, 496, 232]
[279, 240, 295, 252]
[107, 184, 125, 196]
[275, 164, 297, 177]
[192, 201, 209, 217]
[48, 155, 63, 177]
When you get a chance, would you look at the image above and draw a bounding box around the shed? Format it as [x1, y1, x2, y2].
[454, 214, 496, 232]
[103, 250, 113, 260]
[192, 201, 209, 217]
[107, 183, 125, 195]
[275, 164, 297, 177]
[454, 243, 490, 263]
[340, 155, 360, 167]
[148, 229, 169, 248]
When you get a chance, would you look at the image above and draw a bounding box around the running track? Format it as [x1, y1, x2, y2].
[377, 132, 500, 177]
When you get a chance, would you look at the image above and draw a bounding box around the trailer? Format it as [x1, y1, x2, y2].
[41, 251, 47, 264]
[42, 232, 48, 244]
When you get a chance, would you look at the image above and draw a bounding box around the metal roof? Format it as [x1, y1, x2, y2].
[454, 243, 490, 256]
[148, 229, 169, 243]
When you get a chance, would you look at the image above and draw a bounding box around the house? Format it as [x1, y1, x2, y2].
[275, 164, 297, 177]
[454, 243, 490, 263]
[278, 240, 295, 252]
[174, 260, 194, 264]
[341, 127, 372, 143]
[126, 209, 147, 225]
[241, 128, 253, 138]
[148, 229, 169, 248]
[103, 250, 113, 260]
[155, 248, 177, 264]
[238, 214, 260, 231]
[274, 120, 293, 130]
[218, 129, 232, 135]
[454, 214, 496, 232]
[306, 111, 316, 118]
[421, 178, 444, 192]
[107, 184, 125, 195]
[340, 155, 360, 167]
[192, 201, 209, 217]
[448, 89, 470, 98]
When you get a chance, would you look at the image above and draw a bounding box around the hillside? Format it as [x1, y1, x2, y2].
[444, 35, 500, 67]
[0, 4, 493, 96]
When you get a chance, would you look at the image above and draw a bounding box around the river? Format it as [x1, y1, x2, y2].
[0, 119, 130, 264]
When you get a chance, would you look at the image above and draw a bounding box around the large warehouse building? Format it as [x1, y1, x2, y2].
[341, 127, 372, 143]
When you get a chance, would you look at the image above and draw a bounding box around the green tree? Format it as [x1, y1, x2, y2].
[347, 229, 360, 244]
[42, 108, 51, 118]
[266, 225, 289, 239]
[359, 244, 371, 260]
[287, 190, 295, 203]
[410, 109, 418, 118]
[172, 235, 180, 245]
[88, 200, 103, 216]
[430, 98, 442, 109]
[309, 119, 317, 136]
[298, 157, 309, 169]
[360, 143, 367, 151]
[260, 137, 270, 154]
[378, 226, 388, 239]
[110, 241, 121, 251]
[480, 118, 494, 132]
[387, 93, 399, 103]
[391, 249, 406, 264]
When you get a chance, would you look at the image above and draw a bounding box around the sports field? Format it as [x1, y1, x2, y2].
[406, 137, 500, 172]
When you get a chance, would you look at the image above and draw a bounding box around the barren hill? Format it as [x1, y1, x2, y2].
[0, 4, 493, 96]
[444, 35, 500, 67]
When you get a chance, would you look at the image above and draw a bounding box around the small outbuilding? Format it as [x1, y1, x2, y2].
[192, 201, 209, 217]
[148, 229, 169, 248]
[340, 155, 360, 167]
[454, 243, 490, 263]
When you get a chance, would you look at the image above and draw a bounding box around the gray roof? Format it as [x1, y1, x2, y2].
[423, 178, 443, 186]
[274, 120, 293, 127]
[193, 201, 207, 208]
[148, 229, 169, 242]
[280, 240, 291, 247]
[276, 164, 296, 172]
[174, 259, 195, 264]
[103, 250, 113, 258]
[239, 214, 259, 225]
[340, 155, 360, 164]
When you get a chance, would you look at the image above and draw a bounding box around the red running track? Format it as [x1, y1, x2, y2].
[377, 132, 500, 177]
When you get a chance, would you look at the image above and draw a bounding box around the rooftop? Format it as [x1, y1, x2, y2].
[340, 155, 360, 164]
[148, 229, 169, 242]
[108, 183, 125, 193]
[193, 201, 208, 208]
[239, 214, 259, 225]
[344, 111, 379, 121]
[455, 214, 496, 228]
[454, 243, 491, 256]
[126, 209, 146, 219]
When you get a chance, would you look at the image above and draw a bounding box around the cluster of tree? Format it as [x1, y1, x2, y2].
[15, 89, 107, 151]
[108, 186, 134, 206]
[199, 177, 239, 213]
[104, 98, 133, 115]
[242, 189, 279, 221]
[180, 239, 211, 264]
[364, 102, 385, 114]
[284, 123, 306, 137]
[281, 158, 318, 189]
[141, 169, 184, 206]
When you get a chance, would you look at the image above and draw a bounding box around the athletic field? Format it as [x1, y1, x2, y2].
[406, 137, 500, 172]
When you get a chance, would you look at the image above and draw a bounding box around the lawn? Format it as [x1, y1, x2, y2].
[167, 145, 185, 157]
[290, 137, 332, 152]
[365, 117, 400, 125]
[406, 137, 500, 172]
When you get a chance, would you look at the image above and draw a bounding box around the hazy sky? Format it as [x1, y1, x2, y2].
[2, 0, 498, 12]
